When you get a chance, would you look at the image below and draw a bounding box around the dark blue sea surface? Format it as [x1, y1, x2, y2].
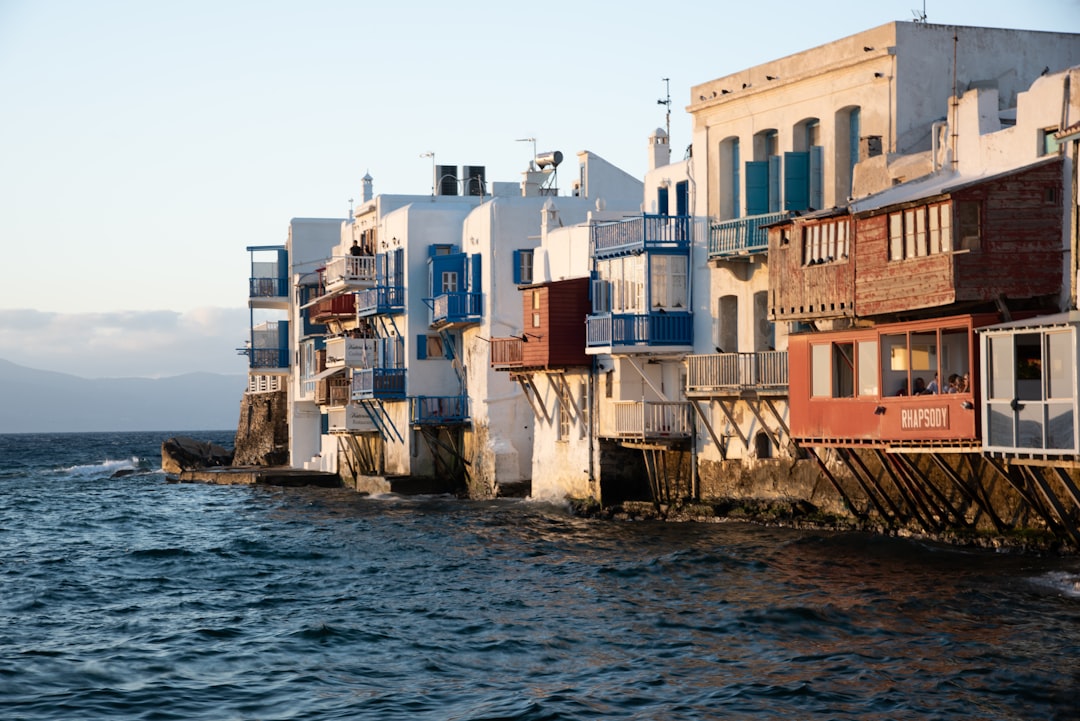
[2, 431, 1080, 720]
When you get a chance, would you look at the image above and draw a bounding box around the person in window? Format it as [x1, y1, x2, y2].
[945, 373, 960, 393]
[913, 377, 927, 395]
[922, 373, 940, 395]
[349, 240, 363, 256]
[958, 373, 970, 393]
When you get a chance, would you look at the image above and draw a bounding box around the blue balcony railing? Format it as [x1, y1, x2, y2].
[357, 286, 405, 316]
[428, 292, 482, 326]
[351, 368, 406, 400]
[410, 395, 469, 425]
[585, 311, 693, 349]
[708, 211, 791, 259]
[592, 214, 691, 259]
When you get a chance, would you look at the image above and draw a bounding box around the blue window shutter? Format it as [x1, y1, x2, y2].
[768, 156, 781, 213]
[784, 151, 809, 212]
[745, 161, 769, 216]
[416, 335, 427, 360]
[675, 181, 688, 216]
[469, 254, 482, 292]
[731, 139, 741, 217]
[849, 108, 861, 182]
[809, 145, 824, 211]
[657, 187, 669, 216]
[513, 250, 523, 284]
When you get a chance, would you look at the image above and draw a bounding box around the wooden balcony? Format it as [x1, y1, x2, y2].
[309, 294, 356, 324]
[490, 337, 523, 370]
[610, 401, 692, 440]
[686, 351, 788, 396]
[592, 214, 691, 259]
[324, 255, 377, 292]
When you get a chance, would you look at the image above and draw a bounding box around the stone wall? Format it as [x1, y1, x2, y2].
[232, 390, 289, 467]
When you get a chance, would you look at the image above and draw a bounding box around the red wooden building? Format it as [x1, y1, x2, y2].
[491, 277, 591, 371]
[787, 314, 999, 447]
[770, 157, 1064, 324]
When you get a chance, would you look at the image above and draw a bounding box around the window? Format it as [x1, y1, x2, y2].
[857, 341, 879, 396]
[650, 254, 687, 309]
[441, 271, 458, 293]
[558, 398, 570, 440]
[513, 249, 534, 285]
[532, 289, 541, 327]
[889, 202, 953, 260]
[1040, 127, 1060, 156]
[802, 219, 849, 264]
[717, 295, 738, 352]
[956, 201, 981, 251]
[417, 334, 451, 360]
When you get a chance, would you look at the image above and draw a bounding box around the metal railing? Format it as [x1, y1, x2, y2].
[586, 311, 693, 348]
[490, 337, 524, 368]
[351, 368, 407, 399]
[239, 347, 289, 369]
[686, 351, 789, 393]
[430, 292, 482, 325]
[410, 395, 469, 424]
[613, 401, 692, 438]
[708, 211, 790, 258]
[592, 214, 692, 257]
[249, 277, 288, 298]
[356, 285, 405, 315]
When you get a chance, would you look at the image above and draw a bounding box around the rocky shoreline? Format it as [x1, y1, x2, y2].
[568, 497, 1071, 555]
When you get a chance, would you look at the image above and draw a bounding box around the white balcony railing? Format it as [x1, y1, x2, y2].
[324, 255, 377, 288]
[612, 401, 692, 438]
[686, 351, 788, 393]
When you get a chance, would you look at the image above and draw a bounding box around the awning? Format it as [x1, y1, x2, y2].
[311, 366, 347, 382]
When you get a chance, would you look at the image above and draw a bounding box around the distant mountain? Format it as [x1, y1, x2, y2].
[0, 358, 247, 433]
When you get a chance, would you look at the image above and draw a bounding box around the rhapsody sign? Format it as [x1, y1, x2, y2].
[901, 406, 949, 430]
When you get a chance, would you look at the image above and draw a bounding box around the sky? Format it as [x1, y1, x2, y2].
[1, 0, 1077, 378]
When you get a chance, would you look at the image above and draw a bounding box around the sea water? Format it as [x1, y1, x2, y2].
[2, 431, 1080, 720]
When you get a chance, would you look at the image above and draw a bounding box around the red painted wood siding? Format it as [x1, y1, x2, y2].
[768, 218, 855, 322]
[521, 277, 591, 368]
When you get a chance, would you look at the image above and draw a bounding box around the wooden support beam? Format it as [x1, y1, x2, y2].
[744, 400, 781, 453]
[805, 446, 864, 520]
[715, 400, 750, 449]
[1022, 465, 1080, 548]
[690, 400, 727, 461]
[836, 448, 892, 523]
[929, 453, 1007, 534]
[876, 449, 937, 533]
[895, 453, 972, 529]
[846, 448, 905, 521]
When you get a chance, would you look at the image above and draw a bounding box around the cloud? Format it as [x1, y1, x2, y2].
[0, 307, 250, 378]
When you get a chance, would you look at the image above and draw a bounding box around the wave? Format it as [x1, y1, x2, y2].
[53, 457, 157, 478]
[1032, 570, 1080, 598]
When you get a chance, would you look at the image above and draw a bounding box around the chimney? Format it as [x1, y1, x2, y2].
[361, 172, 373, 203]
[649, 128, 670, 171]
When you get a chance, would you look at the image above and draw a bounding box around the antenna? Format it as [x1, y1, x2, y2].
[657, 77, 671, 141]
[515, 137, 537, 166]
[420, 151, 435, 195]
[912, 0, 927, 22]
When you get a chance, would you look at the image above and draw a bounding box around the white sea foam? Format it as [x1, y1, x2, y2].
[1033, 570, 1080, 599]
[57, 457, 142, 478]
